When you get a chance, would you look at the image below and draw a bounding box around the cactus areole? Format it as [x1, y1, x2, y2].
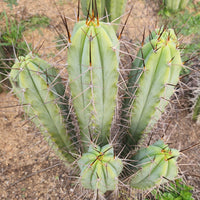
[67, 9, 119, 147]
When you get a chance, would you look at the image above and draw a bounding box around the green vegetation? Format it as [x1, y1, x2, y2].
[3, 0, 18, 9]
[0, 11, 28, 91]
[148, 179, 194, 200]
[164, 0, 190, 12]
[23, 15, 50, 31]
[159, 1, 200, 61]
[0, 11, 51, 91]
[0, 12, 26, 49]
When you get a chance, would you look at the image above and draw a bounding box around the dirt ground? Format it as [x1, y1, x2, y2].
[0, 0, 200, 199]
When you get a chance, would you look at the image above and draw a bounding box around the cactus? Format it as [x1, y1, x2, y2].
[127, 28, 182, 145]
[81, 0, 127, 30]
[130, 140, 179, 189]
[67, 17, 119, 147]
[105, 0, 127, 29]
[78, 144, 123, 193]
[164, 0, 189, 11]
[10, 54, 75, 163]
[9, 1, 184, 197]
[81, 0, 105, 20]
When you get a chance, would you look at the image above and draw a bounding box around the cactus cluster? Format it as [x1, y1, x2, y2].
[9, 0, 184, 197]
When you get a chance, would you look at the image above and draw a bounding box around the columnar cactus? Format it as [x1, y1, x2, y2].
[105, 0, 127, 27]
[10, 54, 75, 163]
[81, 0, 127, 30]
[127, 28, 183, 145]
[164, 0, 189, 11]
[81, 0, 105, 20]
[67, 16, 119, 147]
[9, 1, 183, 197]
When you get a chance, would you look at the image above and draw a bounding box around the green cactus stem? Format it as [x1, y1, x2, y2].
[10, 54, 75, 163]
[78, 144, 123, 194]
[165, 0, 189, 11]
[81, 0, 127, 31]
[130, 140, 179, 189]
[81, 0, 105, 20]
[105, 0, 127, 30]
[127, 28, 182, 145]
[67, 15, 119, 147]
